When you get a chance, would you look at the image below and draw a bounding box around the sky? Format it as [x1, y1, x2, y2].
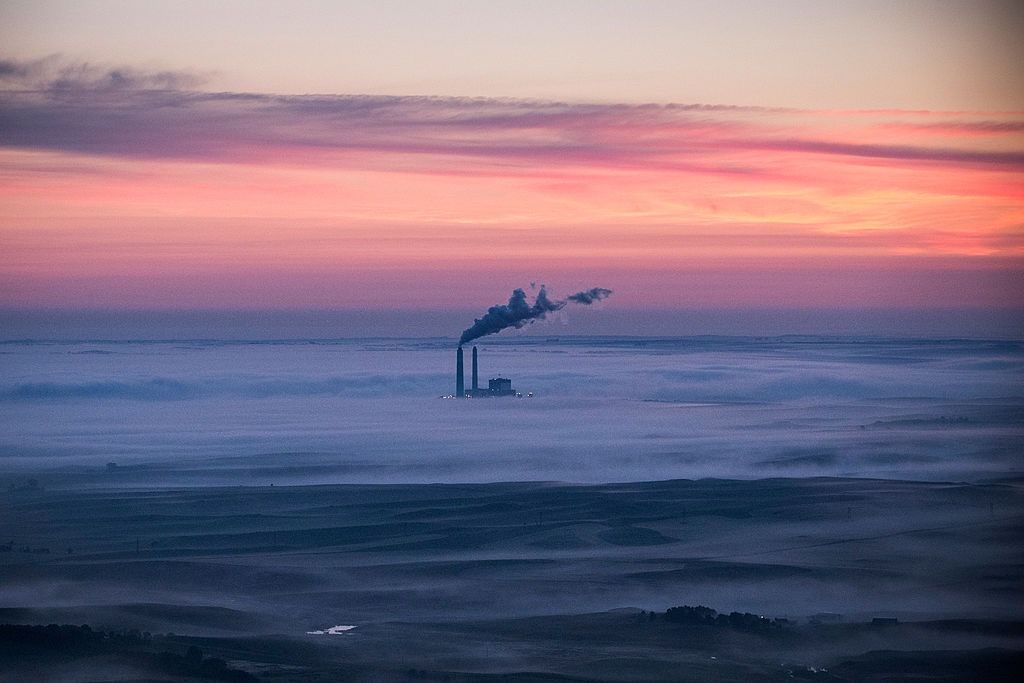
[1, 0, 1022, 328]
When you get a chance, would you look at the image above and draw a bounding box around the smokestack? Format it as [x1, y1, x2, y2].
[472, 346, 479, 392]
[456, 346, 464, 397]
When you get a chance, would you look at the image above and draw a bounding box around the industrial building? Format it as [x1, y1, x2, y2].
[453, 346, 520, 398]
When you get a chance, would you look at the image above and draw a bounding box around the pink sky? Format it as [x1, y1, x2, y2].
[1, 1, 1022, 314]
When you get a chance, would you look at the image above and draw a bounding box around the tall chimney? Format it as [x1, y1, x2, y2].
[456, 346, 464, 397]
[472, 346, 479, 392]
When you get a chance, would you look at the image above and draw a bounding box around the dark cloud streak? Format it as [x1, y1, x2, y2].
[749, 138, 1024, 167]
[0, 55, 1021, 172]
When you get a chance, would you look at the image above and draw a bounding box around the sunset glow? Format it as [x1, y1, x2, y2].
[1, 2, 1022, 315]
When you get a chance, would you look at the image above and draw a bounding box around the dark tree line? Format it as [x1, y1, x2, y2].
[662, 605, 792, 632]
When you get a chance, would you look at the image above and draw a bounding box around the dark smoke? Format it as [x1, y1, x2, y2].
[459, 286, 612, 345]
[566, 287, 613, 305]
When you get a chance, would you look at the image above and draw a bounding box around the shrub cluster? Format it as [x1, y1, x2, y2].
[663, 605, 791, 632]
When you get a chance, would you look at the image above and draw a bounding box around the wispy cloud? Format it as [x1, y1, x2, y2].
[876, 120, 1024, 136]
[746, 139, 1024, 167]
[1, 56, 1021, 174]
[0, 54, 208, 92]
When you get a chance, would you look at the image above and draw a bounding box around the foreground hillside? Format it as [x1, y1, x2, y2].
[2, 477, 1021, 679]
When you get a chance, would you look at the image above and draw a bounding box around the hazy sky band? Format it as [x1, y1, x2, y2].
[3, 1, 1023, 110]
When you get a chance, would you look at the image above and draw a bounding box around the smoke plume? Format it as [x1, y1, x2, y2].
[459, 286, 612, 345]
[567, 287, 613, 305]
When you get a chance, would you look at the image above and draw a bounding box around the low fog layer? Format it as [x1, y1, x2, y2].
[2, 336, 1022, 677]
[0, 336, 1020, 486]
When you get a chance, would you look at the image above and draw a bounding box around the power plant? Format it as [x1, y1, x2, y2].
[450, 345, 523, 398]
[448, 285, 610, 398]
